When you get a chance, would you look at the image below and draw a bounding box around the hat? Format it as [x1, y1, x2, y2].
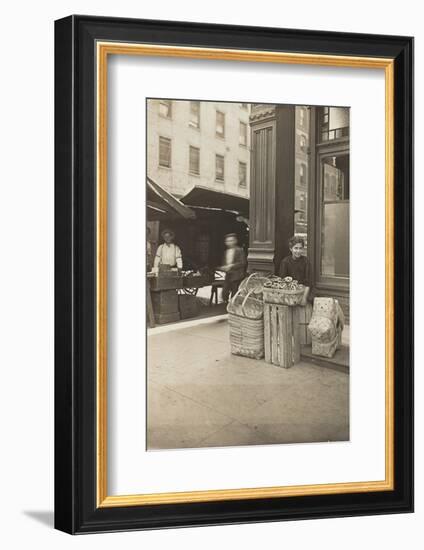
[161, 228, 175, 239]
[224, 233, 237, 239]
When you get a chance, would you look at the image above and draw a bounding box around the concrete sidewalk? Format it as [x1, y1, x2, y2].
[147, 316, 349, 450]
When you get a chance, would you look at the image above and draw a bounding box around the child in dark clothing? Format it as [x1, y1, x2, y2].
[279, 236, 311, 304]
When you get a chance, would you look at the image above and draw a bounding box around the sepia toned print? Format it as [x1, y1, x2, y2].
[146, 99, 350, 450]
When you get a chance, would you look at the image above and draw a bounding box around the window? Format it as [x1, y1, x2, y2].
[238, 161, 247, 188]
[189, 146, 200, 175]
[215, 154, 224, 181]
[216, 111, 225, 138]
[159, 100, 172, 118]
[299, 163, 306, 185]
[241, 103, 248, 110]
[320, 154, 350, 279]
[299, 135, 306, 151]
[189, 101, 200, 128]
[239, 122, 247, 146]
[299, 108, 305, 127]
[319, 106, 349, 141]
[159, 136, 171, 168]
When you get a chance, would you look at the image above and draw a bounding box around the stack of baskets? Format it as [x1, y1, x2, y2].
[227, 273, 268, 359]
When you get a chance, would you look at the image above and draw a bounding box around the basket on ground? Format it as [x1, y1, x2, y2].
[227, 273, 266, 359]
[228, 314, 264, 359]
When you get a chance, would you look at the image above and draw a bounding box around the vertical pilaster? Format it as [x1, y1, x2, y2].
[248, 104, 295, 273]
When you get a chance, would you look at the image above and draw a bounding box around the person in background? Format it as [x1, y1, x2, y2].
[279, 235, 311, 304]
[219, 233, 246, 303]
[153, 229, 183, 271]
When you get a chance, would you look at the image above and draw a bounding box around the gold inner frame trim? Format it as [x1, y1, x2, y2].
[96, 41, 395, 508]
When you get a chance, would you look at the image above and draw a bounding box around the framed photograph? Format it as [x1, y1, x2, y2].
[54, 15, 413, 534]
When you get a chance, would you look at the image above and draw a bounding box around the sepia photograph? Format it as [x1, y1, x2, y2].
[146, 98, 350, 450]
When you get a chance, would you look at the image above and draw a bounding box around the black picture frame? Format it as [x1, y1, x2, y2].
[55, 15, 414, 534]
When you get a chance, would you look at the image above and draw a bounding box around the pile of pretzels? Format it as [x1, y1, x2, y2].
[263, 276, 304, 291]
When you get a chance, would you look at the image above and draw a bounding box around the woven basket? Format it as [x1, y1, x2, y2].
[227, 274, 265, 320]
[227, 275, 265, 359]
[228, 313, 264, 359]
[263, 286, 304, 306]
[238, 272, 269, 296]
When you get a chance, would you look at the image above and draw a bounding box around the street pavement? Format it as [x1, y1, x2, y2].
[147, 316, 349, 450]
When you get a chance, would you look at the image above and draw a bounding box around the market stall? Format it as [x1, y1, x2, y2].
[147, 180, 250, 325]
[146, 177, 196, 326]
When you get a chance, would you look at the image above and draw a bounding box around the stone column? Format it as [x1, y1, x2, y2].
[248, 104, 296, 274]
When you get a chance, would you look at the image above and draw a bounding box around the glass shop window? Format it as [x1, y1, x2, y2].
[320, 154, 350, 279]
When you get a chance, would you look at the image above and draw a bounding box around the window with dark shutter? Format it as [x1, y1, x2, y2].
[159, 136, 171, 167]
[215, 154, 224, 181]
[189, 146, 200, 175]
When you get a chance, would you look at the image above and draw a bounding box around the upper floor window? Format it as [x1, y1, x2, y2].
[240, 103, 248, 110]
[299, 108, 305, 127]
[239, 122, 247, 146]
[189, 101, 200, 128]
[299, 135, 307, 151]
[239, 161, 247, 188]
[299, 163, 306, 185]
[215, 154, 225, 181]
[189, 146, 200, 175]
[319, 106, 350, 142]
[159, 100, 172, 119]
[216, 111, 225, 138]
[159, 136, 171, 168]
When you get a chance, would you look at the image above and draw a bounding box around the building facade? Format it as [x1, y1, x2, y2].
[248, 104, 350, 319]
[294, 106, 310, 242]
[147, 99, 251, 199]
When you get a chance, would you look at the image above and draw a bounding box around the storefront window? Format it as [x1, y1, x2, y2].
[320, 154, 350, 279]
